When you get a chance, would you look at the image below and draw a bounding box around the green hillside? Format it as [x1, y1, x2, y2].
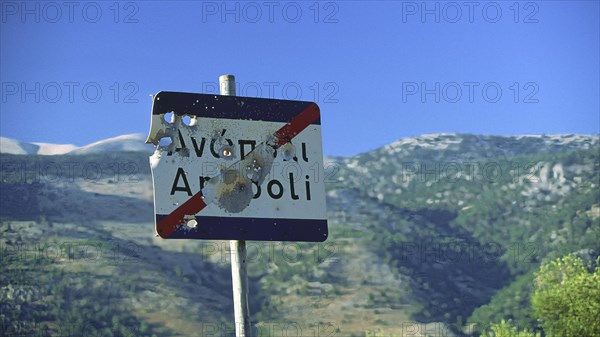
[1, 134, 598, 336]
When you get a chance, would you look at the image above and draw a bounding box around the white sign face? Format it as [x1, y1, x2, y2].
[146, 92, 328, 242]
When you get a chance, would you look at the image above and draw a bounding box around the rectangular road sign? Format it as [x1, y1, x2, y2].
[146, 91, 328, 241]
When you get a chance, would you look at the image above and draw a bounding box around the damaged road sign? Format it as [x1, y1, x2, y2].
[146, 91, 328, 241]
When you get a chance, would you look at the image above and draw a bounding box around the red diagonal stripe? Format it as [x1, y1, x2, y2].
[157, 102, 320, 238]
[273, 103, 320, 148]
[157, 193, 206, 238]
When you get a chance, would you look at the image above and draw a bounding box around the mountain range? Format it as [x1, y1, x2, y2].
[0, 134, 153, 156]
[1, 133, 598, 337]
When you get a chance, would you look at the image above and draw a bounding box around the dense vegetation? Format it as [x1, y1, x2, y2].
[1, 235, 171, 337]
[478, 254, 599, 337]
[1, 134, 598, 336]
[339, 143, 599, 333]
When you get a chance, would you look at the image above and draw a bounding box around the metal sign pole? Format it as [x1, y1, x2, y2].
[219, 74, 252, 337]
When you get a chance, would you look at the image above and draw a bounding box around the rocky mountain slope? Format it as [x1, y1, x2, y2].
[1, 133, 598, 336]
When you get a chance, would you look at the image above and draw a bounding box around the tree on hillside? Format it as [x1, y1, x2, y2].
[480, 320, 540, 337]
[531, 254, 600, 337]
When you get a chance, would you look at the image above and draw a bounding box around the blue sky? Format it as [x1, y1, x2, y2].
[1, 1, 598, 156]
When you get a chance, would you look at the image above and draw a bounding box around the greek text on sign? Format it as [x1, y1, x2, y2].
[146, 91, 328, 241]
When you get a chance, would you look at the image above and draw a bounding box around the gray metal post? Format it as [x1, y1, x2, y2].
[219, 74, 252, 337]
